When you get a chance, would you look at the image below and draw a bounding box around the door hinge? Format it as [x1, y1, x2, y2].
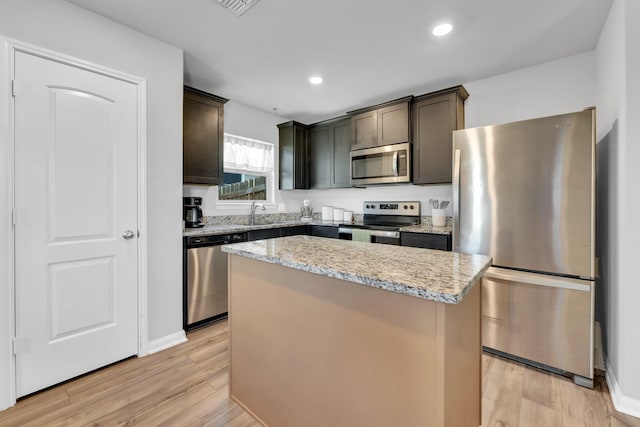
[11, 80, 16, 97]
[11, 208, 16, 227]
[12, 337, 17, 355]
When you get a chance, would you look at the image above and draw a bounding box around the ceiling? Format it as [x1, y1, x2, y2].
[67, 0, 612, 124]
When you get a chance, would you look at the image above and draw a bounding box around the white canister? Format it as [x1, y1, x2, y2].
[321, 206, 334, 221]
[343, 210, 353, 223]
[333, 208, 344, 222]
[431, 208, 447, 227]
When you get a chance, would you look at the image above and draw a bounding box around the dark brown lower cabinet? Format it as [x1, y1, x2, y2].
[309, 225, 339, 239]
[247, 228, 281, 241]
[247, 225, 309, 241]
[400, 232, 451, 251]
[279, 225, 309, 237]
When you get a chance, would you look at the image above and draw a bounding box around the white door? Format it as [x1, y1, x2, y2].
[13, 51, 139, 397]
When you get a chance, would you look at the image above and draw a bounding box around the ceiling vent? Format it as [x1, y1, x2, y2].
[215, 0, 261, 16]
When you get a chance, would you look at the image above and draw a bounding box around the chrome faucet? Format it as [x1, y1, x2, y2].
[249, 201, 266, 225]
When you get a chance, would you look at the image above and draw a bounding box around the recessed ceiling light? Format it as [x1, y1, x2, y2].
[308, 76, 324, 85]
[432, 23, 453, 37]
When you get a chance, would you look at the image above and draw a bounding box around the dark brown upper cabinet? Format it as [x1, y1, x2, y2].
[348, 96, 412, 150]
[183, 86, 228, 185]
[309, 117, 351, 189]
[412, 86, 468, 185]
[278, 121, 309, 190]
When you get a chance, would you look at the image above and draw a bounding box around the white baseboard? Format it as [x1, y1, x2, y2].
[147, 330, 187, 355]
[605, 358, 640, 418]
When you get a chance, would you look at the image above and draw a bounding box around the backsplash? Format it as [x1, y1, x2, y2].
[204, 212, 300, 226]
[203, 212, 451, 226]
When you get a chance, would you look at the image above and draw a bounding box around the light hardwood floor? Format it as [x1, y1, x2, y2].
[0, 319, 638, 427]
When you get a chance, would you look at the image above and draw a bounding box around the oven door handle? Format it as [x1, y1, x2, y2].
[338, 228, 400, 239]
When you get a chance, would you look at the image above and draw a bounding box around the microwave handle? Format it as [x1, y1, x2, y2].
[392, 151, 398, 176]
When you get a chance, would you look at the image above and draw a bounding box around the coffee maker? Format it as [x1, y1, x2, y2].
[183, 197, 204, 228]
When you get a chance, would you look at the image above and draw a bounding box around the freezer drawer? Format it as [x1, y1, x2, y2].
[482, 267, 594, 379]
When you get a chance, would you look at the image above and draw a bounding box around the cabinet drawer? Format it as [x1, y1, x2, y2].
[247, 228, 280, 241]
[280, 225, 309, 237]
[400, 232, 451, 251]
[309, 225, 339, 239]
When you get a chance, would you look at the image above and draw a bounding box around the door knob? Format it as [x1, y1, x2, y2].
[122, 230, 135, 239]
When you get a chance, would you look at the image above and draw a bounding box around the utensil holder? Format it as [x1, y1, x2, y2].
[432, 208, 447, 227]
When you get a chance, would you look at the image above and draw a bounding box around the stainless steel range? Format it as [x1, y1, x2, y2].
[338, 201, 420, 244]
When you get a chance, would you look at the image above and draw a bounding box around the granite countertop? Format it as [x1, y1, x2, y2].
[183, 220, 452, 237]
[183, 220, 310, 237]
[398, 223, 451, 235]
[222, 235, 491, 304]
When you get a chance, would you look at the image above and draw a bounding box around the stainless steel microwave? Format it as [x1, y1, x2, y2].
[350, 142, 411, 185]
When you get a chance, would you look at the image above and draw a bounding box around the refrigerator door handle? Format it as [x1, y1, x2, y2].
[484, 267, 592, 292]
[452, 148, 461, 251]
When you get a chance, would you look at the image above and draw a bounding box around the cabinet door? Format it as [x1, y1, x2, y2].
[278, 122, 309, 190]
[310, 125, 332, 189]
[279, 225, 309, 237]
[378, 102, 409, 146]
[400, 232, 451, 251]
[350, 110, 378, 149]
[293, 125, 309, 189]
[310, 225, 339, 239]
[413, 93, 459, 184]
[279, 125, 295, 190]
[247, 228, 281, 241]
[183, 89, 225, 184]
[332, 119, 352, 188]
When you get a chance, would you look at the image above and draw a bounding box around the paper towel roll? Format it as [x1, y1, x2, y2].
[333, 208, 344, 221]
[321, 206, 334, 221]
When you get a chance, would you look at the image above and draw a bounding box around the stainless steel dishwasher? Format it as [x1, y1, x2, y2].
[184, 232, 247, 330]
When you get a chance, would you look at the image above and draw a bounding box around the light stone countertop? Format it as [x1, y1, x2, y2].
[222, 235, 490, 304]
[183, 220, 310, 237]
[400, 223, 452, 235]
[183, 220, 451, 237]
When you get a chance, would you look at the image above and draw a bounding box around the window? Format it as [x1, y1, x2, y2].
[218, 133, 274, 202]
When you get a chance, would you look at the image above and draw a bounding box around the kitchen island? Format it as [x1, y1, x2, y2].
[222, 235, 491, 427]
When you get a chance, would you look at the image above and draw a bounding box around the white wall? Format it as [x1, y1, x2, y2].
[259, 52, 596, 216]
[193, 52, 596, 218]
[596, 0, 640, 415]
[464, 51, 596, 128]
[0, 0, 184, 409]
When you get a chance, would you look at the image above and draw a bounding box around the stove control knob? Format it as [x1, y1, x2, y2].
[403, 205, 408, 210]
[410, 205, 414, 210]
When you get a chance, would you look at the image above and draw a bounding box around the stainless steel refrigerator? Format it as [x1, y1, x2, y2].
[452, 108, 595, 388]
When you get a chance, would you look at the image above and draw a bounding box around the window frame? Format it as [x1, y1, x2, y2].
[214, 133, 276, 209]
